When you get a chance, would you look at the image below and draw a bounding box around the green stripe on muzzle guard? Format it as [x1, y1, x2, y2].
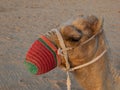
[24, 61, 38, 74]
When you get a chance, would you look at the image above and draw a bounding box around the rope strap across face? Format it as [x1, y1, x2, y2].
[69, 49, 107, 71]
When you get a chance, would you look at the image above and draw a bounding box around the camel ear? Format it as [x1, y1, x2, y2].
[95, 17, 104, 33]
[88, 15, 104, 34]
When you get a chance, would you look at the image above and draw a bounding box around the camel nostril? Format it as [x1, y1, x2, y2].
[61, 25, 83, 42]
[69, 25, 83, 41]
[70, 34, 82, 42]
[70, 28, 82, 42]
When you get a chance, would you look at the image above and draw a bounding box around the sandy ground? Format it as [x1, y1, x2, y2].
[0, 0, 120, 90]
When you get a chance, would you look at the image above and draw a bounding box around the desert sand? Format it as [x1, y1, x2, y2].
[0, 0, 120, 90]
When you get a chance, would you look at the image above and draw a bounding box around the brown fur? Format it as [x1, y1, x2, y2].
[46, 15, 116, 90]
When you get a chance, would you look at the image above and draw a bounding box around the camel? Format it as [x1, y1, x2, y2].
[45, 15, 120, 90]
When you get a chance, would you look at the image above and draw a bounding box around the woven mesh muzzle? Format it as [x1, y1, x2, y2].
[25, 35, 61, 75]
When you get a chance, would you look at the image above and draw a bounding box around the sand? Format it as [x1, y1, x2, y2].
[0, 0, 120, 90]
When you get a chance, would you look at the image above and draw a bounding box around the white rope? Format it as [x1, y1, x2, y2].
[69, 49, 107, 71]
[67, 71, 71, 90]
[53, 28, 107, 90]
[53, 29, 70, 70]
[53, 29, 71, 90]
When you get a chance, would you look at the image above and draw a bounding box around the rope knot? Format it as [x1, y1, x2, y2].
[57, 47, 73, 56]
[57, 48, 64, 56]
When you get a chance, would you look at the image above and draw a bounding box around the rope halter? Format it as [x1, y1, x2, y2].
[52, 28, 107, 90]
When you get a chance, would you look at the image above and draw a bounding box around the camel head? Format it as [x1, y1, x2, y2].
[26, 15, 117, 90]
[47, 15, 104, 69]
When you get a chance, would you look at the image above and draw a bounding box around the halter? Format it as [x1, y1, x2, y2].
[51, 28, 107, 90]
